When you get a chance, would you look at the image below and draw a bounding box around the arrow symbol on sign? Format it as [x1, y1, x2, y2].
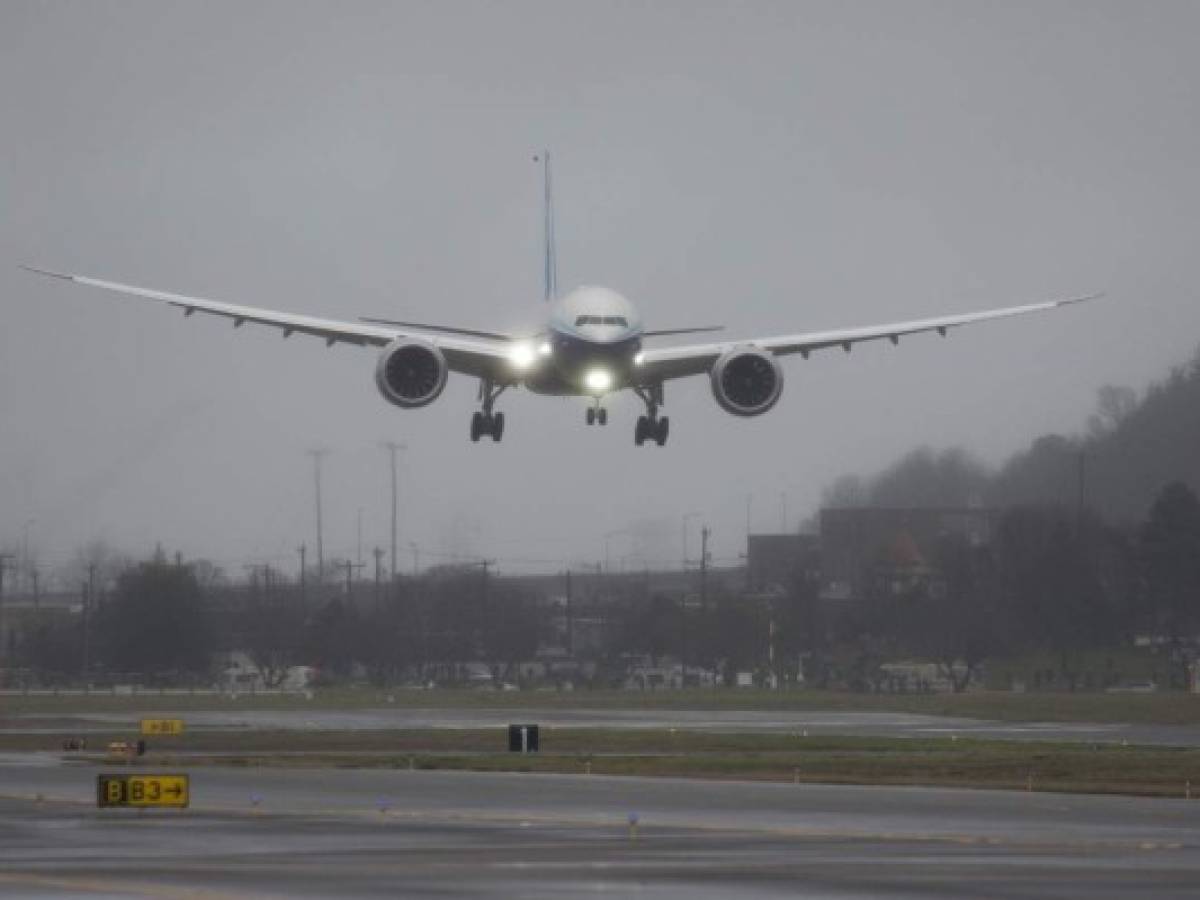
[164, 784, 183, 798]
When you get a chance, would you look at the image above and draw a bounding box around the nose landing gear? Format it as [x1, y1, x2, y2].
[585, 403, 608, 426]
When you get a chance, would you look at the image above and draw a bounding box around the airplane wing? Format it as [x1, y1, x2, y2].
[636, 293, 1100, 383]
[20, 267, 512, 380]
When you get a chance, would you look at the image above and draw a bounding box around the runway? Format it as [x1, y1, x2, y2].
[13, 706, 1200, 746]
[1, 755, 1197, 897]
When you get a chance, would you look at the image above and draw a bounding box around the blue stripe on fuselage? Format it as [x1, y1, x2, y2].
[523, 326, 642, 396]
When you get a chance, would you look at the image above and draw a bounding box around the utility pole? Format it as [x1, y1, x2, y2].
[297, 544, 307, 606]
[31, 567, 39, 609]
[682, 512, 701, 571]
[343, 559, 365, 598]
[373, 547, 384, 613]
[381, 442, 406, 580]
[22, 518, 34, 595]
[564, 569, 574, 656]
[683, 524, 710, 691]
[245, 564, 272, 597]
[1076, 450, 1086, 536]
[82, 562, 96, 681]
[0, 553, 13, 667]
[604, 529, 627, 575]
[356, 507, 363, 567]
[477, 559, 495, 652]
[307, 449, 327, 580]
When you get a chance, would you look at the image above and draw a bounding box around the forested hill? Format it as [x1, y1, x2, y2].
[823, 347, 1200, 526]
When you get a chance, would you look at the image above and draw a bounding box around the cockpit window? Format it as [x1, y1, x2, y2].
[575, 315, 627, 327]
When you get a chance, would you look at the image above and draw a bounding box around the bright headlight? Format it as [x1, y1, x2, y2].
[509, 342, 536, 370]
[585, 369, 613, 392]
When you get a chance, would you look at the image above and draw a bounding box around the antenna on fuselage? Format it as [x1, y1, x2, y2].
[534, 150, 557, 302]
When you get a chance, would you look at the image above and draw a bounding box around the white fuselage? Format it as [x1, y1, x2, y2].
[523, 286, 645, 396]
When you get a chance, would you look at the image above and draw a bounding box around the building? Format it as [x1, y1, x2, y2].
[745, 534, 820, 594]
[819, 507, 998, 602]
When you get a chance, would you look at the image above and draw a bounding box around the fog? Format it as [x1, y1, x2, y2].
[2, 1, 1198, 581]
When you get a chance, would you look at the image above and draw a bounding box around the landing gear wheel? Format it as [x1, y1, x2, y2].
[633, 383, 667, 448]
[598, 408, 608, 426]
[586, 407, 596, 426]
[655, 416, 669, 446]
[471, 378, 509, 445]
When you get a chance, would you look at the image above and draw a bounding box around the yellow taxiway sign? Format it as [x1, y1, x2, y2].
[97, 773, 189, 808]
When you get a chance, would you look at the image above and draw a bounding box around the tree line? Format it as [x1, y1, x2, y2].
[824, 345, 1200, 525]
[8, 477, 1198, 692]
[8, 348, 1200, 691]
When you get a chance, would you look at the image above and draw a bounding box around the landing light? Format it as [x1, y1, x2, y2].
[633, 351, 645, 366]
[585, 369, 613, 392]
[509, 342, 537, 370]
[538, 341, 553, 357]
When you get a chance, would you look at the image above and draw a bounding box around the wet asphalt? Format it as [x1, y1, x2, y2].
[1, 755, 1198, 898]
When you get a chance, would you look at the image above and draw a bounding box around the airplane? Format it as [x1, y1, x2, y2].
[22, 152, 1097, 446]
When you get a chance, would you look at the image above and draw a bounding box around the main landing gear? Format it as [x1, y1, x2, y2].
[470, 379, 507, 443]
[471, 410, 504, 442]
[633, 384, 669, 447]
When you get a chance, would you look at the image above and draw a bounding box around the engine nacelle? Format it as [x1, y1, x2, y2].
[375, 338, 449, 409]
[710, 347, 783, 417]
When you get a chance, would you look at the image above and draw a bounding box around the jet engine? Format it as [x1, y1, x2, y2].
[375, 338, 449, 408]
[710, 347, 783, 416]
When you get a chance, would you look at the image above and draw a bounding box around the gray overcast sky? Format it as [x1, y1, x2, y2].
[2, 0, 1198, 581]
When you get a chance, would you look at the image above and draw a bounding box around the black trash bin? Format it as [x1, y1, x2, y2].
[507, 723, 539, 753]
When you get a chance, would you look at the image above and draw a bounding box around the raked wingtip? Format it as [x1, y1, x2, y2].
[19, 264, 75, 281]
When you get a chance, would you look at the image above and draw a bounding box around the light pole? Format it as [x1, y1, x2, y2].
[307, 450, 327, 580]
[382, 442, 407, 579]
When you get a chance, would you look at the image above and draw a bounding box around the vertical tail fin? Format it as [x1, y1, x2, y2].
[539, 150, 557, 302]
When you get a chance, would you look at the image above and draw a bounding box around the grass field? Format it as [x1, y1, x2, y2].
[10, 727, 1196, 799]
[3, 687, 1200, 724]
